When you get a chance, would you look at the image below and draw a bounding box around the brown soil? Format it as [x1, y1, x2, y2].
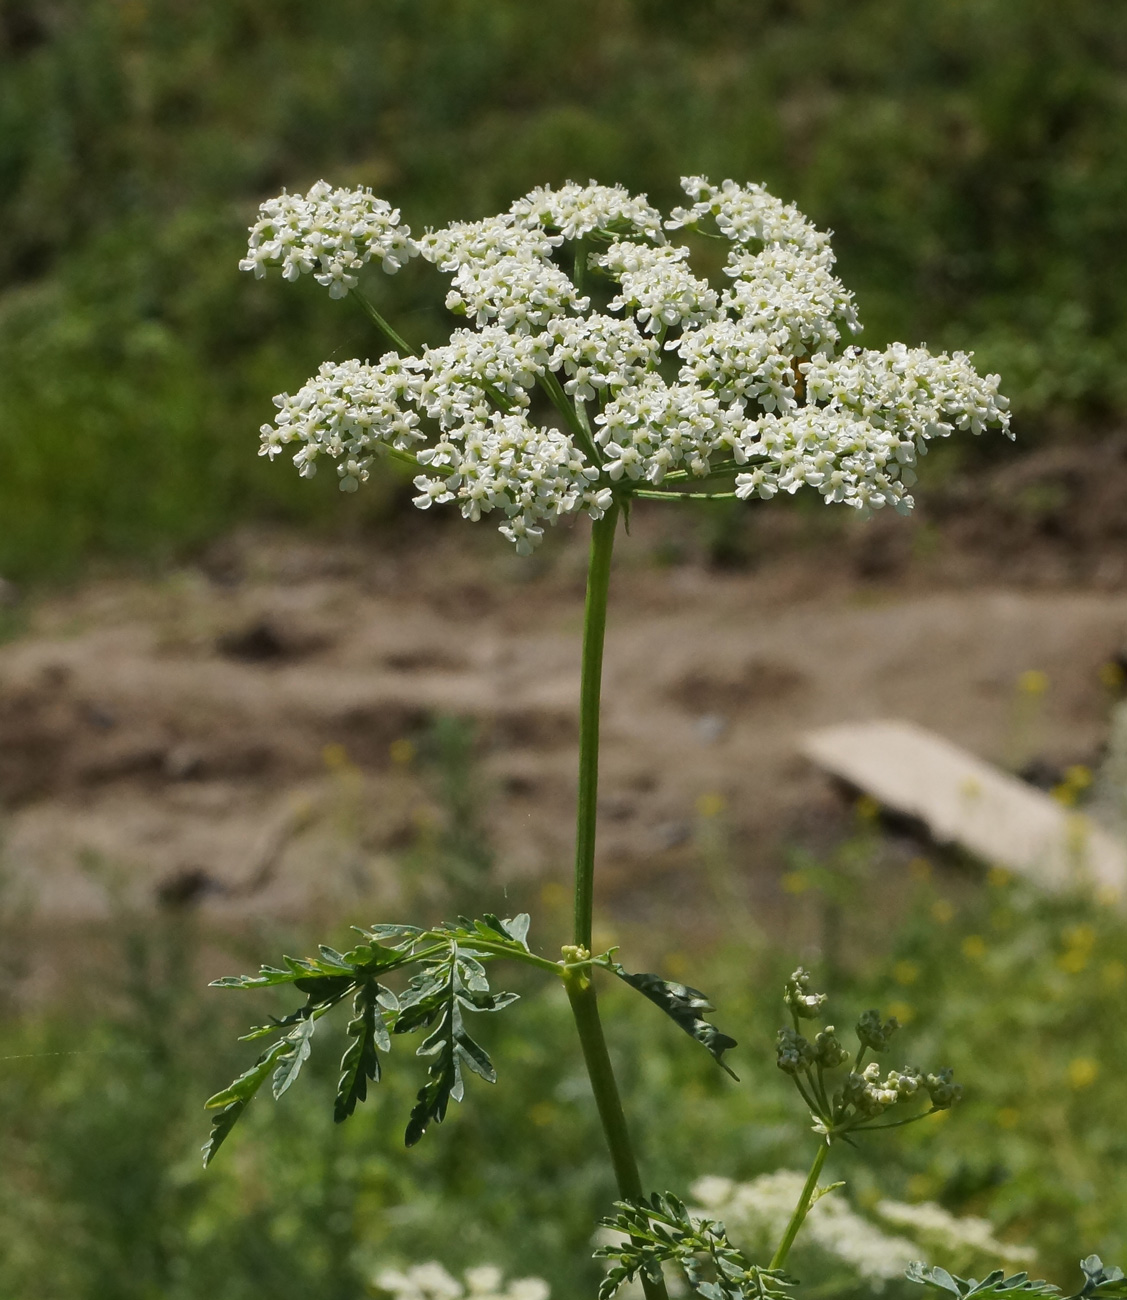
[3, 438, 1127, 936]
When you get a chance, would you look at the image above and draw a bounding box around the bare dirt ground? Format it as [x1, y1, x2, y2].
[5, 439, 1127, 935]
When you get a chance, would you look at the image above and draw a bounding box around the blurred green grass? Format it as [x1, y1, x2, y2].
[2, 0, 1126, 579]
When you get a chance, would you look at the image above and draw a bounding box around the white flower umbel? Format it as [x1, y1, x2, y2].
[691, 1172, 919, 1290]
[245, 175, 1011, 551]
[260, 355, 425, 491]
[239, 180, 417, 297]
[375, 1262, 550, 1300]
[874, 1199, 1035, 1267]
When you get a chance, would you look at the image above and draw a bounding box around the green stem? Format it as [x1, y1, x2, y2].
[438, 935, 563, 977]
[539, 371, 602, 466]
[631, 490, 740, 502]
[574, 505, 618, 951]
[349, 288, 418, 356]
[568, 505, 669, 1300]
[565, 977, 645, 1199]
[769, 1142, 829, 1270]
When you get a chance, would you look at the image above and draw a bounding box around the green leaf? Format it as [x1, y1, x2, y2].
[596, 1193, 796, 1300]
[458, 988, 520, 1013]
[272, 1014, 317, 1099]
[205, 915, 524, 1159]
[404, 1012, 461, 1146]
[493, 912, 531, 949]
[907, 1264, 1060, 1300]
[360, 923, 424, 947]
[205, 1040, 287, 1111]
[611, 965, 739, 1078]
[1074, 1260, 1127, 1300]
[401, 943, 514, 1146]
[335, 981, 385, 1123]
[201, 1100, 246, 1168]
[201, 1039, 288, 1165]
[809, 1181, 845, 1207]
[212, 935, 412, 992]
[455, 1027, 497, 1082]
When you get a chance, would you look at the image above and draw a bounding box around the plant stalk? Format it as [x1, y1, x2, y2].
[769, 1142, 829, 1270]
[569, 503, 669, 1300]
[573, 504, 618, 952]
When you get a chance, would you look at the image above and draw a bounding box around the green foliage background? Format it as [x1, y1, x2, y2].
[2, 0, 1126, 578]
[3, 870, 1126, 1298]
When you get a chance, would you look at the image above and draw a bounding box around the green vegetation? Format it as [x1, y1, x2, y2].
[3, 855, 1126, 1297]
[2, 0, 1126, 578]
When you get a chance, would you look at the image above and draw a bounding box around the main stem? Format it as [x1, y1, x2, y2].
[769, 1142, 829, 1270]
[573, 503, 618, 953]
[568, 503, 670, 1300]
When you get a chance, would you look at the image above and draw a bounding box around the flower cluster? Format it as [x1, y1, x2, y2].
[243, 176, 1010, 551]
[239, 180, 416, 297]
[375, 1262, 549, 1300]
[690, 1173, 1033, 1288]
[775, 969, 960, 1138]
[873, 1200, 1035, 1268]
[692, 1172, 919, 1288]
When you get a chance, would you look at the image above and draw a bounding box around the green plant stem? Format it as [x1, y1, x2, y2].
[565, 978, 645, 1199]
[349, 288, 418, 356]
[539, 371, 602, 465]
[769, 1142, 829, 1270]
[573, 504, 619, 951]
[569, 505, 669, 1300]
[631, 489, 740, 501]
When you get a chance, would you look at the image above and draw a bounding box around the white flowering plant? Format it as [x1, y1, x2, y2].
[204, 177, 1116, 1298]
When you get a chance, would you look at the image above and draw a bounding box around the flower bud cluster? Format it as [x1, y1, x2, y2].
[774, 970, 959, 1139]
[842, 1062, 921, 1117]
[856, 1009, 900, 1053]
[784, 966, 828, 1019]
[776, 1023, 849, 1074]
[245, 175, 1010, 552]
[239, 181, 417, 298]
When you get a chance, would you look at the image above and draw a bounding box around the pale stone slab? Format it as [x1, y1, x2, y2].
[801, 719, 1127, 898]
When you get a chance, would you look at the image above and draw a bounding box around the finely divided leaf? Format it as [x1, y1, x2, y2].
[205, 916, 523, 1159]
[498, 912, 531, 949]
[401, 948, 513, 1146]
[212, 937, 409, 991]
[596, 1192, 795, 1300]
[201, 1099, 247, 1168]
[1076, 1260, 1127, 1300]
[405, 1004, 461, 1147]
[335, 981, 387, 1123]
[612, 966, 739, 1078]
[272, 1014, 317, 1099]
[907, 1264, 1060, 1300]
[202, 1039, 288, 1165]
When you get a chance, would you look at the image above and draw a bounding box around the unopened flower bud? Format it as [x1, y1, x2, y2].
[785, 967, 828, 1020]
[776, 1025, 814, 1074]
[925, 1068, 962, 1109]
[856, 1008, 899, 1052]
[813, 1026, 850, 1068]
